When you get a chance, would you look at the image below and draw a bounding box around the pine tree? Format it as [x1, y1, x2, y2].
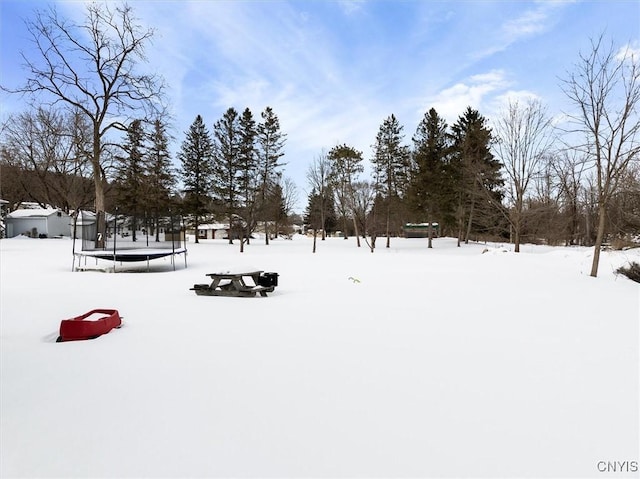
[146, 118, 176, 241]
[408, 108, 450, 247]
[257, 106, 286, 244]
[212, 107, 242, 244]
[179, 115, 214, 244]
[270, 180, 288, 240]
[114, 119, 147, 241]
[238, 107, 258, 246]
[450, 107, 504, 245]
[371, 114, 410, 247]
[303, 188, 337, 253]
[327, 143, 364, 244]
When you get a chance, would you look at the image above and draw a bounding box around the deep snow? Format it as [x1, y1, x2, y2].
[1, 235, 638, 478]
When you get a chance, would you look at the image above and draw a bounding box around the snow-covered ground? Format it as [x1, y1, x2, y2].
[1, 235, 638, 478]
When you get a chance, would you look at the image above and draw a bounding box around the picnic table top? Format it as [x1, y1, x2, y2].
[205, 270, 263, 278]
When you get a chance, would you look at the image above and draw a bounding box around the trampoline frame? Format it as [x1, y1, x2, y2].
[72, 210, 188, 272]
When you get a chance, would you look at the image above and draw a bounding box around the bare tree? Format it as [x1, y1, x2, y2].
[493, 98, 555, 252]
[552, 149, 588, 245]
[1, 108, 94, 212]
[306, 150, 332, 243]
[3, 3, 165, 247]
[280, 176, 299, 222]
[561, 36, 640, 276]
[351, 181, 377, 253]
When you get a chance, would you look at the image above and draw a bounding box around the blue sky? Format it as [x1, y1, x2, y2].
[1, 0, 639, 212]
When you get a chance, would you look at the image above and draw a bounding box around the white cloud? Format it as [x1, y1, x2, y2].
[472, 1, 571, 60]
[425, 70, 512, 123]
[616, 42, 640, 63]
[338, 0, 366, 16]
[491, 90, 542, 113]
[502, 9, 548, 38]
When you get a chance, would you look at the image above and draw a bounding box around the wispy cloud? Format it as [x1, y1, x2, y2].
[424, 70, 512, 123]
[472, 1, 572, 60]
[616, 42, 640, 63]
[338, 0, 366, 16]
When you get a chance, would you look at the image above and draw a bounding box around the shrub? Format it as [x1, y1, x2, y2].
[616, 262, 640, 283]
[611, 237, 640, 250]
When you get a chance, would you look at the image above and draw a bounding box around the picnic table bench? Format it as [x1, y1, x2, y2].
[190, 270, 277, 297]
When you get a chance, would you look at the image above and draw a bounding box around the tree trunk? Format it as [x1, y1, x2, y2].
[312, 229, 317, 253]
[465, 197, 475, 244]
[590, 203, 607, 277]
[514, 225, 521, 253]
[352, 216, 361, 247]
[514, 198, 522, 253]
[92, 136, 105, 249]
[427, 210, 433, 249]
[585, 209, 591, 247]
[385, 205, 391, 248]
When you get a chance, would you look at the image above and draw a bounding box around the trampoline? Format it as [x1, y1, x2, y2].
[81, 248, 187, 263]
[72, 210, 188, 272]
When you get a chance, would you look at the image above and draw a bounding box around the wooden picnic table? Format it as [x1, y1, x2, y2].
[190, 270, 273, 297]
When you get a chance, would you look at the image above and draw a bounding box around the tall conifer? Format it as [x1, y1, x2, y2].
[408, 108, 450, 247]
[450, 107, 504, 245]
[371, 114, 410, 247]
[179, 115, 214, 244]
[212, 108, 242, 243]
[147, 118, 176, 241]
[114, 119, 146, 241]
[257, 106, 286, 244]
[328, 144, 364, 243]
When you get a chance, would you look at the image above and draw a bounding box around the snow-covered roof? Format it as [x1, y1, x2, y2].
[198, 223, 229, 230]
[6, 208, 67, 219]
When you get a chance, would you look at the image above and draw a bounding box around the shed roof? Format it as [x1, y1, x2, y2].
[7, 208, 67, 219]
[198, 224, 230, 230]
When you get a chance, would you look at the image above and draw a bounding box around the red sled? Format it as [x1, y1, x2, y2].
[57, 309, 122, 342]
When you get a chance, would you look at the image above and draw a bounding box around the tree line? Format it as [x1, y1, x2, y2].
[303, 36, 640, 280]
[0, 2, 638, 277]
[0, 105, 295, 247]
[177, 107, 294, 247]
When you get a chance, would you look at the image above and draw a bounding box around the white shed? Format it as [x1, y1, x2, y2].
[5, 208, 72, 238]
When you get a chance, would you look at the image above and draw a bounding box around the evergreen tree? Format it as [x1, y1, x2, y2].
[257, 106, 286, 244]
[179, 115, 214, 244]
[212, 107, 242, 244]
[327, 143, 364, 244]
[114, 119, 147, 241]
[238, 107, 258, 246]
[270, 180, 288, 240]
[371, 114, 410, 247]
[450, 107, 504, 245]
[146, 118, 176, 241]
[303, 188, 337, 253]
[408, 108, 450, 247]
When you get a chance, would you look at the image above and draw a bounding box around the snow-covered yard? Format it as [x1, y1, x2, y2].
[1, 235, 638, 478]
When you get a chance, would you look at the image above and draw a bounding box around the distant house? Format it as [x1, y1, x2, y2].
[5, 208, 72, 238]
[194, 223, 230, 240]
[403, 223, 439, 238]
